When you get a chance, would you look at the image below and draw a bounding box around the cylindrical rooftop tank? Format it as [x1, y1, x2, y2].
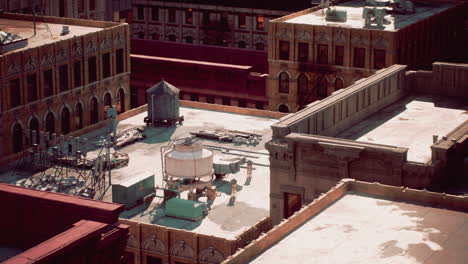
[165, 139, 213, 179]
[146, 80, 180, 123]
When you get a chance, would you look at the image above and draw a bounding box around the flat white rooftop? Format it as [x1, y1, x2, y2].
[252, 193, 468, 264]
[283, 0, 451, 31]
[337, 95, 468, 163]
[0, 18, 103, 55]
[106, 107, 276, 239]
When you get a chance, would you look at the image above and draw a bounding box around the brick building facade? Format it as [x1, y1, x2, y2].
[0, 13, 131, 163]
[130, 0, 312, 51]
[267, 0, 467, 112]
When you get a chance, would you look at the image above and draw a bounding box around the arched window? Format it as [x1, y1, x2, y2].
[185, 36, 193, 44]
[45, 112, 55, 135]
[255, 43, 265, 50]
[104, 93, 112, 107]
[238, 41, 246, 49]
[278, 104, 290, 113]
[75, 103, 83, 129]
[117, 89, 126, 113]
[29, 117, 40, 145]
[297, 74, 308, 96]
[168, 34, 176, 42]
[12, 123, 23, 153]
[334, 78, 344, 90]
[317, 77, 328, 98]
[61, 107, 70, 134]
[279, 72, 289, 94]
[90, 97, 99, 124]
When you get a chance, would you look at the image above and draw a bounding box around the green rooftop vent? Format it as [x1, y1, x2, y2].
[165, 198, 207, 221]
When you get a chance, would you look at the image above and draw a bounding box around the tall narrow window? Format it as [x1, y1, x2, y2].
[238, 41, 246, 49]
[168, 8, 176, 23]
[335, 46, 344, 65]
[185, 36, 193, 44]
[74, 61, 82, 87]
[44, 69, 53, 97]
[59, 64, 69, 92]
[137, 6, 144, 20]
[102, 53, 111, 79]
[9, 79, 21, 108]
[202, 11, 209, 25]
[59, 0, 65, 17]
[297, 74, 308, 96]
[317, 44, 328, 64]
[298, 42, 309, 62]
[238, 14, 246, 29]
[78, 0, 84, 13]
[317, 77, 328, 98]
[88, 56, 97, 83]
[27, 74, 38, 102]
[89, 0, 96, 11]
[151, 7, 158, 21]
[353, 47, 365, 68]
[116, 49, 124, 74]
[334, 78, 344, 90]
[279, 41, 290, 60]
[185, 8, 193, 24]
[279, 72, 289, 94]
[256, 16, 264, 30]
[374, 49, 386, 69]
[221, 12, 228, 25]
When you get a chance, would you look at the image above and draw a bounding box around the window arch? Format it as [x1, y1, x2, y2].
[61, 107, 71, 134]
[12, 123, 23, 153]
[117, 89, 126, 113]
[75, 103, 83, 130]
[104, 92, 112, 107]
[334, 78, 344, 90]
[45, 112, 55, 135]
[29, 117, 40, 145]
[317, 77, 328, 98]
[279, 72, 289, 94]
[278, 104, 290, 113]
[90, 97, 99, 124]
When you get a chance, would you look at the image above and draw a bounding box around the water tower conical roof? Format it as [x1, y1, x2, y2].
[146, 80, 180, 95]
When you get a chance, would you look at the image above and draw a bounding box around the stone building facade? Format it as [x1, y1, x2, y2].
[0, 13, 131, 163]
[267, 0, 467, 112]
[266, 63, 468, 225]
[0, 0, 133, 22]
[130, 0, 312, 51]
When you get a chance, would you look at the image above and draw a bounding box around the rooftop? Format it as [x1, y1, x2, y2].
[109, 107, 275, 239]
[337, 94, 468, 162]
[251, 192, 468, 264]
[281, 0, 452, 31]
[0, 16, 107, 55]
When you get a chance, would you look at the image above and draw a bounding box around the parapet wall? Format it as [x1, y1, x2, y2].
[222, 179, 468, 264]
[119, 217, 271, 264]
[271, 65, 408, 138]
[407, 62, 468, 98]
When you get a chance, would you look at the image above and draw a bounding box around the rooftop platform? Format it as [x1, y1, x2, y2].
[337, 94, 468, 163]
[251, 192, 468, 264]
[108, 107, 275, 239]
[282, 0, 452, 31]
[0, 16, 106, 55]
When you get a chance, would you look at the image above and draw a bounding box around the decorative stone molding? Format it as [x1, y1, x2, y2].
[334, 30, 346, 44]
[372, 36, 389, 49]
[295, 31, 313, 41]
[276, 28, 292, 39]
[315, 31, 330, 42]
[7, 62, 21, 75]
[86, 40, 97, 54]
[141, 235, 165, 253]
[71, 41, 82, 57]
[199, 247, 225, 263]
[56, 48, 68, 63]
[41, 53, 54, 67]
[351, 35, 369, 46]
[100, 38, 112, 50]
[253, 35, 267, 44]
[114, 33, 125, 46]
[126, 234, 138, 248]
[169, 240, 194, 259]
[24, 57, 38, 72]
